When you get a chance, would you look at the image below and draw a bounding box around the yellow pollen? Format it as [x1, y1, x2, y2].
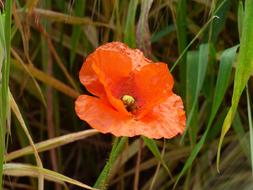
[121, 95, 137, 112]
[122, 95, 135, 106]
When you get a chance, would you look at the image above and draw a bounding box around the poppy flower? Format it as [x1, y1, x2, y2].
[75, 42, 186, 139]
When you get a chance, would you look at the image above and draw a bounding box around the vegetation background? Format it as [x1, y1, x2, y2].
[1, 0, 253, 189]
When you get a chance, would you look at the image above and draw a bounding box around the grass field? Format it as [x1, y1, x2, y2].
[1, 0, 253, 189]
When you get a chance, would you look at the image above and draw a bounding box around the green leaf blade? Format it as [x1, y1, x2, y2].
[217, 0, 253, 170]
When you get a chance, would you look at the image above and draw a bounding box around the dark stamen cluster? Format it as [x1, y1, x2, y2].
[121, 95, 137, 112]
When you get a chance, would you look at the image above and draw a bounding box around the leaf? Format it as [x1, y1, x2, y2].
[217, 0, 253, 171]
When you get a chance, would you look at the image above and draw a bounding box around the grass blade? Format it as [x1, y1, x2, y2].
[70, 0, 86, 68]
[237, 0, 244, 39]
[11, 58, 80, 99]
[209, 0, 231, 43]
[210, 45, 239, 122]
[93, 137, 127, 189]
[123, 0, 139, 47]
[246, 86, 253, 173]
[151, 24, 175, 43]
[232, 112, 250, 160]
[10, 92, 44, 190]
[3, 163, 97, 190]
[176, 0, 187, 98]
[170, 16, 218, 72]
[217, 0, 253, 171]
[0, 12, 5, 189]
[181, 44, 209, 143]
[5, 129, 98, 161]
[174, 45, 238, 188]
[0, 0, 12, 187]
[142, 137, 172, 178]
[18, 8, 113, 29]
[185, 50, 199, 143]
[136, 0, 153, 56]
[11, 47, 47, 106]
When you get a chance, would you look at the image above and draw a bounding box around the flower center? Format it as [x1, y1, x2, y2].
[121, 95, 137, 112]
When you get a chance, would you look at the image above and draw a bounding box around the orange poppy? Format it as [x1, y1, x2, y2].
[75, 42, 186, 139]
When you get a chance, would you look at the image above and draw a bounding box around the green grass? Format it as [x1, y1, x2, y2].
[0, 0, 12, 187]
[1, 0, 253, 189]
[217, 0, 253, 171]
[0, 12, 5, 189]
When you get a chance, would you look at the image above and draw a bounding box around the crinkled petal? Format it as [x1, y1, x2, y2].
[133, 63, 174, 118]
[96, 42, 151, 69]
[139, 93, 185, 138]
[75, 94, 185, 139]
[79, 57, 106, 99]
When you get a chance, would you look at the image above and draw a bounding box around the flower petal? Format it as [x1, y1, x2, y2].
[79, 42, 155, 115]
[79, 57, 106, 99]
[75, 95, 130, 134]
[96, 42, 151, 69]
[91, 46, 133, 115]
[139, 93, 186, 138]
[75, 94, 185, 139]
[133, 63, 174, 118]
